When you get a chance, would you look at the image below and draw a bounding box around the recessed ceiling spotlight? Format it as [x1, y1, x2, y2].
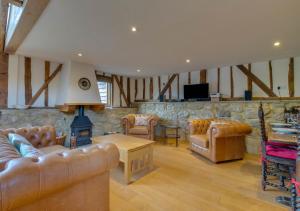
[137, 69, 141, 72]
[77, 53, 83, 57]
[186, 59, 190, 63]
[273, 41, 281, 47]
[131, 26, 137, 32]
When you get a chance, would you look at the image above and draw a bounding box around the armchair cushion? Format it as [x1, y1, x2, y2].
[135, 115, 149, 126]
[190, 135, 209, 148]
[266, 145, 297, 160]
[128, 126, 149, 135]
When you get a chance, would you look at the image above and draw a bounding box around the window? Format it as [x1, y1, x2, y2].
[96, 75, 112, 106]
[6, 3, 24, 44]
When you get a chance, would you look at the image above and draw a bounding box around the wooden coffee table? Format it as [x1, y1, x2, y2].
[92, 134, 154, 184]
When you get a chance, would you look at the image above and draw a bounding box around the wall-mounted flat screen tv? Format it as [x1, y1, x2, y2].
[184, 83, 209, 100]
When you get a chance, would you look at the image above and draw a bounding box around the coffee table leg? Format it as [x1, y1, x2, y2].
[176, 128, 179, 147]
[124, 158, 131, 184]
[148, 145, 154, 170]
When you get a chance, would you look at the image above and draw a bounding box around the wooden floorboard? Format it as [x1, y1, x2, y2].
[110, 141, 289, 211]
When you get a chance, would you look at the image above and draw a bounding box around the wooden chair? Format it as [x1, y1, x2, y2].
[258, 103, 296, 192]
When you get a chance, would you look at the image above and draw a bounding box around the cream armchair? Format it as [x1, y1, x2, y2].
[122, 114, 159, 140]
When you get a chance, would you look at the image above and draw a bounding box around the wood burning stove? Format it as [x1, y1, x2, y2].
[71, 105, 93, 146]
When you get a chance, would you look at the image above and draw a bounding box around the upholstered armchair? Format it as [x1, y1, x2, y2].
[122, 114, 159, 140]
[188, 119, 252, 163]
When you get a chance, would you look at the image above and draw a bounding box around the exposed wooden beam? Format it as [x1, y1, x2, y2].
[143, 78, 145, 100]
[0, 54, 8, 106]
[247, 64, 252, 92]
[230, 66, 234, 98]
[168, 75, 172, 99]
[134, 79, 138, 100]
[44, 61, 50, 107]
[158, 76, 161, 93]
[158, 74, 177, 99]
[5, 0, 50, 53]
[0, 1, 9, 52]
[119, 76, 123, 107]
[150, 77, 153, 100]
[112, 75, 130, 107]
[236, 64, 277, 97]
[217, 68, 220, 93]
[177, 74, 180, 99]
[28, 64, 62, 107]
[268, 61, 273, 90]
[24, 57, 32, 105]
[188, 72, 191, 84]
[200, 69, 207, 84]
[288, 57, 294, 97]
[127, 78, 131, 104]
[111, 76, 114, 106]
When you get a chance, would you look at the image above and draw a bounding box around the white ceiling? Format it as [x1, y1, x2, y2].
[17, 0, 300, 76]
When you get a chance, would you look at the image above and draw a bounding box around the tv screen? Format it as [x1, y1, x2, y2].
[184, 83, 209, 100]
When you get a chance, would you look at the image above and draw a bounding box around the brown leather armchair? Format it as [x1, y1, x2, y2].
[188, 119, 252, 163]
[122, 114, 159, 140]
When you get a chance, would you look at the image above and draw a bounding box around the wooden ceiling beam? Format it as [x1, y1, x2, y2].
[158, 74, 177, 99]
[236, 64, 277, 97]
[0, 0, 9, 53]
[288, 57, 294, 97]
[5, 0, 49, 53]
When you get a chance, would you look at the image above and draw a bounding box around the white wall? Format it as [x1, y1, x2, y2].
[8, 55, 300, 108]
[8, 55, 101, 108]
[56, 61, 100, 104]
[112, 56, 300, 104]
[8, 55, 63, 107]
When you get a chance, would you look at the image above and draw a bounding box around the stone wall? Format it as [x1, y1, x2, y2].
[0, 107, 137, 146]
[136, 100, 300, 154]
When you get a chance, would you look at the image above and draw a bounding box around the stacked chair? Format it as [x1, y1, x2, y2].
[258, 103, 298, 208]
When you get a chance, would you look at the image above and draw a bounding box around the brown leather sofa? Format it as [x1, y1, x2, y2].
[122, 114, 159, 140]
[188, 119, 252, 163]
[0, 126, 119, 211]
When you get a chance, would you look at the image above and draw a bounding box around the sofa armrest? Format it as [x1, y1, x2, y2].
[121, 114, 136, 134]
[0, 143, 119, 210]
[210, 123, 252, 138]
[147, 115, 159, 129]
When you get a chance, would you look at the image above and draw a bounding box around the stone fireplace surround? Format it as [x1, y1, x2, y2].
[0, 100, 299, 154]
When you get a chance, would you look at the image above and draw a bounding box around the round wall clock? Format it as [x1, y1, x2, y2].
[78, 78, 91, 90]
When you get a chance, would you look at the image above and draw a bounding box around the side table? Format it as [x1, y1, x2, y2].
[160, 124, 181, 147]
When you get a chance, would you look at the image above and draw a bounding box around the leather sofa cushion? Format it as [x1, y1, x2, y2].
[128, 126, 149, 135]
[190, 135, 209, 148]
[0, 134, 21, 171]
[39, 145, 69, 154]
[0, 126, 57, 148]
